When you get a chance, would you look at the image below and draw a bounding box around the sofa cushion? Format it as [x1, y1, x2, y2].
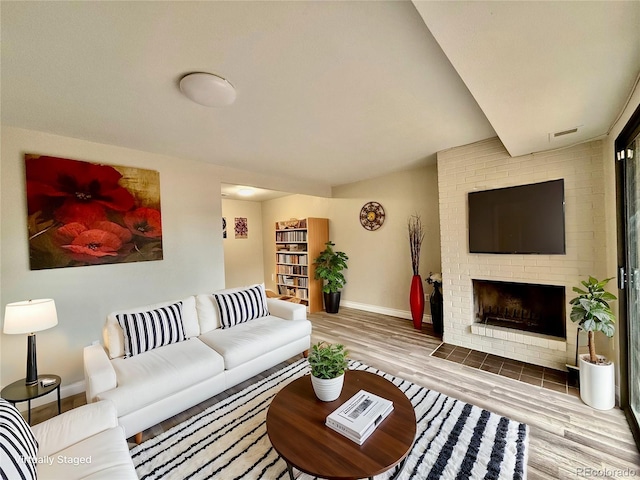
[116, 301, 186, 358]
[198, 315, 312, 369]
[32, 401, 118, 458]
[195, 294, 220, 333]
[97, 338, 224, 417]
[213, 284, 269, 329]
[0, 399, 38, 480]
[36, 426, 136, 479]
[105, 296, 199, 359]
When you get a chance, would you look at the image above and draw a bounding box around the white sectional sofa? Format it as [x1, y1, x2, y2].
[1, 398, 136, 480]
[83, 284, 311, 440]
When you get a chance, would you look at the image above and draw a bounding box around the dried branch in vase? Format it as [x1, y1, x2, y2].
[407, 214, 424, 276]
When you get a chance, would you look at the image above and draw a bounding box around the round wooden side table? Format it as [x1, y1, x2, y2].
[1, 374, 61, 425]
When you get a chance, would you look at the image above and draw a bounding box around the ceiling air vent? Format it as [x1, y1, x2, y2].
[548, 126, 581, 142]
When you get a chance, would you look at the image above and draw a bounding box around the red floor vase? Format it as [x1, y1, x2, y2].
[409, 274, 424, 330]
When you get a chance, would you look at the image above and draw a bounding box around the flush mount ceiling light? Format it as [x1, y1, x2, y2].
[237, 188, 254, 197]
[179, 72, 236, 107]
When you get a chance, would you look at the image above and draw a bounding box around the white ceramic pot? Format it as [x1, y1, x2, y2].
[579, 354, 615, 410]
[311, 373, 344, 402]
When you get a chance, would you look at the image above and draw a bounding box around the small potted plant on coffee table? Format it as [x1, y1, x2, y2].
[308, 341, 349, 401]
[569, 276, 617, 410]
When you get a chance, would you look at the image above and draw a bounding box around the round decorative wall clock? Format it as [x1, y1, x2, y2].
[359, 201, 385, 231]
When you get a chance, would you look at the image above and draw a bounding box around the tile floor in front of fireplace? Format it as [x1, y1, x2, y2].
[432, 343, 579, 397]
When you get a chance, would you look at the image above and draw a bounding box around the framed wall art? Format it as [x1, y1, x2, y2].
[25, 154, 163, 270]
[234, 217, 248, 239]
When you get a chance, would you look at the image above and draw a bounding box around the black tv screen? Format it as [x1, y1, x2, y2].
[468, 179, 565, 254]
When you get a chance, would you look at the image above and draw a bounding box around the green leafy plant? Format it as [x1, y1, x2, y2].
[307, 342, 349, 379]
[313, 241, 349, 294]
[569, 276, 617, 364]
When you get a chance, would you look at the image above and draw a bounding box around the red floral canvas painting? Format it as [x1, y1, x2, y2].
[25, 154, 163, 270]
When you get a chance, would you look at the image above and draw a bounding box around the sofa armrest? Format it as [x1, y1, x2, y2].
[267, 298, 307, 321]
[83, 344, 117, 403]
[32, 400, 119, 457]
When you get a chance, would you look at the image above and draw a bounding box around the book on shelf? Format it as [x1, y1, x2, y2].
[325, 390, 394, 445]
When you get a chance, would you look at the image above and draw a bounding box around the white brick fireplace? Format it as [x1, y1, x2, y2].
[437, 137, 607, 370]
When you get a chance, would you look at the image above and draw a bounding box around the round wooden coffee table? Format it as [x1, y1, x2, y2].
[266, 370, 416, 480]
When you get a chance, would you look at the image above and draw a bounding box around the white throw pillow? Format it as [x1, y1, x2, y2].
[195, 294, 221, 333]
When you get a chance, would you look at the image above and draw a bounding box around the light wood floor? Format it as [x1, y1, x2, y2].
[31, 307, 639, 479]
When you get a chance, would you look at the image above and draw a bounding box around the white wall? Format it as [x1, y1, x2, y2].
[260, 166, 441, 319]
[0, 127, 445, 399]
[330, 166, 440, 316]
[221, 199, 265, 288]
[0, 126, 317, 396]
[437, 137, 609, 370]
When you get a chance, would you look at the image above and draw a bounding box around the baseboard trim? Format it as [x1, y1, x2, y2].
[61, 379, 85, 399]
[340, 300, 432, 324]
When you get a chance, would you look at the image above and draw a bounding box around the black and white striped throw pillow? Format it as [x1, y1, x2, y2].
[116, 302, 186, 358]
[213, 284, 269, 329]
[0, 399, 38, 480]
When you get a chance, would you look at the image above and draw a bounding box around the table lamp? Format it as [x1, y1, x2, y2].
[3, 299, 58, 386]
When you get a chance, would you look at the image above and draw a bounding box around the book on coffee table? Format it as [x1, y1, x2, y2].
[326, 390, 394, 445]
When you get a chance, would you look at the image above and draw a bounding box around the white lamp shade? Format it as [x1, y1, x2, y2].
[3, 299, 58, 334]
[179, 72, 236, 107]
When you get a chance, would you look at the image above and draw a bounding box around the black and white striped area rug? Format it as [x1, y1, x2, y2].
[131, 360, 528, 480]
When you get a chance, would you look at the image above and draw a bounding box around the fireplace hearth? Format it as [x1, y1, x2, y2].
[473, 279, 566, 339]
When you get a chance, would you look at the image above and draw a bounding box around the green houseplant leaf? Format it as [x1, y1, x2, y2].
[307, 342, 349, 379]
[569, 276, 616, 364]
[313, 241, 349, 294]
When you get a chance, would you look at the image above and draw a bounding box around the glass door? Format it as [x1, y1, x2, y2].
[625, 136, 640, 436]
[616, 104, 640, 448]
[623, 137, 639, 435]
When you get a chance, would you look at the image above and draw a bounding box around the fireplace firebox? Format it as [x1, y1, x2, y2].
[472, 279, 566, 338]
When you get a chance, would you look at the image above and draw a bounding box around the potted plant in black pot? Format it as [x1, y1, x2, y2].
[569, 276, 617, 410]
[313, 241, 348, 314]
[308, 341, 349, 401]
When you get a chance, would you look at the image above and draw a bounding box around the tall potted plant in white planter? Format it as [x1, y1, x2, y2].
[569, 276, 617, 410]
[308, 342, 348, 402]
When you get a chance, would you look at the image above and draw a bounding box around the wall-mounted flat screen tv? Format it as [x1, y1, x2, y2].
[468, 179, 565, 254]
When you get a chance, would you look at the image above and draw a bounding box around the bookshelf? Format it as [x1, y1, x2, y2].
[275, 217, 329, 313]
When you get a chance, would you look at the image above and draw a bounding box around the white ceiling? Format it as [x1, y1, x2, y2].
[413, 1, 640, 157]
[2, 1, 639, 193]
